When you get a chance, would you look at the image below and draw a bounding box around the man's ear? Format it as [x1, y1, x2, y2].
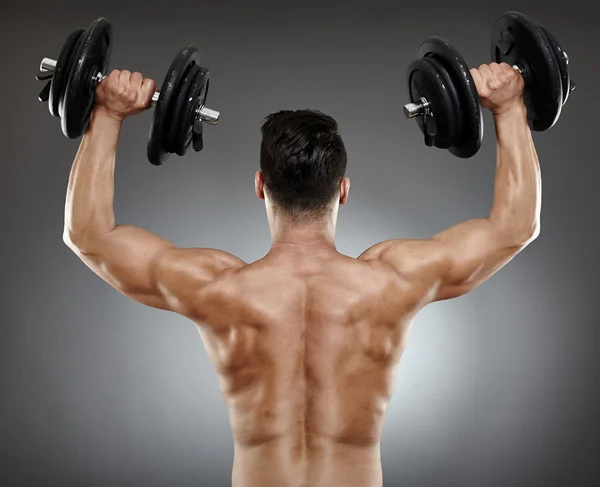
[339, 177, 350, 205]
[255, 171, 265, 200]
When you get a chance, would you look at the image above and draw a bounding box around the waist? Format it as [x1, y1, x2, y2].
[232, 434, 382, 487]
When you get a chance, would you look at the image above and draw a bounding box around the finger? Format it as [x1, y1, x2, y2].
[141, 78, 156, 95]
[118, 70, 132, 85]
[131, 72, 144, 90]
[470, 68, 484, 90]
[141, 78, 157, 104]
[106, 69, 120, 82]
[478, 64, 493, 79]
[99, 70, 117, 89]
[489, 62, 505, 77]
[505, 63, 522, 81]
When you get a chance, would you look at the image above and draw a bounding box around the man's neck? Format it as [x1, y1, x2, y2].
[269, 215, 337, 255]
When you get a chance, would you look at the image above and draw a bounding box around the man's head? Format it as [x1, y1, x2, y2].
[256, 110, 350, 224]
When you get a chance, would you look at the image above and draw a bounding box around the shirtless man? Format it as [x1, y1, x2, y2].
[63, 61, 539, 487]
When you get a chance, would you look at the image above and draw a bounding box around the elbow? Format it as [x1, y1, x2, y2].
[529, 222, 541, 241]
[63, 229, 78, 250]
[509, 222, 541, 248]
[521, 220, 541, 243]
[490, 218, 540, 249]
[63, 229, 95, 255]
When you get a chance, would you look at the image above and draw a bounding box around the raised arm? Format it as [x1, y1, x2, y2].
[63, 70, 243, 311]
[361, 62, 540, 302]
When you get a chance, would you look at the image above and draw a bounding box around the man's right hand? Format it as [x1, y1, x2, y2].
[470, 63, 525, 116]
[94, 70, 156, 123]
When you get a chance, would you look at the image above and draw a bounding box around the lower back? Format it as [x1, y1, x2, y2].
[232, 435, 383, 487]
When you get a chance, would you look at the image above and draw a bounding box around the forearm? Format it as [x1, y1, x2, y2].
[64, 108, 122, 249]
[488, 102, 541, 241]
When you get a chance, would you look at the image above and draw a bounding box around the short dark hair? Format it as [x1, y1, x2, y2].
[260, 109, 347, 219]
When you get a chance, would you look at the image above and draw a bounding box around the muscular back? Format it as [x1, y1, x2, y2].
[183, 252, 420, 487]
[75, 219, 532, 487]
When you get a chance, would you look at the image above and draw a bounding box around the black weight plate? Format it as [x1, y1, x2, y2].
[148, 45, 201, 165]
[49, 28, 85, 118]
[190, 70, 210, 154]
[166, 63, 200, 155]
[176, 66, 210, 156]
[540, 25, 571, 105]
[418, 37, 482, 159]
[407, 58, 455, 150]
[424, 54, 463, 148]
[58, 33, 87, 119]
[62, 18, 113, 138]
[491, 11, 562, 131]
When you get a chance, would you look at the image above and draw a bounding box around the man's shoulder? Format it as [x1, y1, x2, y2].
[163, 247, 246, 268]
[157, 248, 247, 290]
[356, 239, 443, 288]
[358, 239, 436, 266]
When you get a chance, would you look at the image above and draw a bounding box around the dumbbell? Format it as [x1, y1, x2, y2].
[36, 17, 219, 165]
[403, 11, 575, 158]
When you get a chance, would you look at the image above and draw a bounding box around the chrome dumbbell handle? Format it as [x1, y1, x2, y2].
[39, 57, 219, 125]
[403, 97, 431, 119]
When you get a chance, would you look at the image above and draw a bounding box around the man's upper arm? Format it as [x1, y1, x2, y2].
[360, 218, 531, 302]
[67, 224, 245, 311]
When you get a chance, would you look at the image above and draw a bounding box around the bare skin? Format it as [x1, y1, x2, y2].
[63, 63, 539, 487]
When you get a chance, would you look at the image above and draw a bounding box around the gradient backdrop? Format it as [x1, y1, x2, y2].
[1, 0, 598, 486]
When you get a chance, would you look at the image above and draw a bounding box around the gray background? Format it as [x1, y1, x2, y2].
[1, 0, 598, 485]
